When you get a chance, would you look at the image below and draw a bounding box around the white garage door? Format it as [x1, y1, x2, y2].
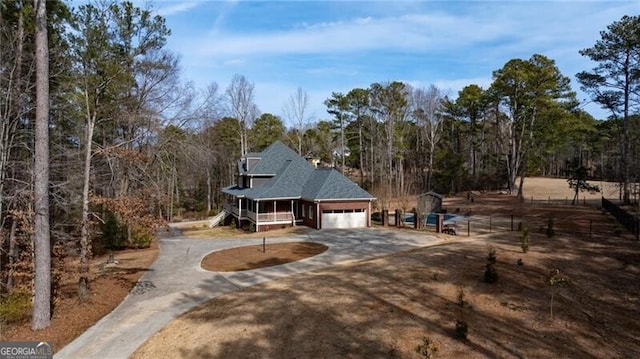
[321, 210, 367, 229]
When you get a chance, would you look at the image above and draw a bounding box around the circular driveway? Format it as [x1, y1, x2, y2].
[55, 228, 442, 359]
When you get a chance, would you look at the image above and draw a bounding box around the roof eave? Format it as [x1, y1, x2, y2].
[310, 197, 376, 202]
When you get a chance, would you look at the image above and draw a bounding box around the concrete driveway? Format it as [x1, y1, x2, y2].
[55, 228, 442, 359]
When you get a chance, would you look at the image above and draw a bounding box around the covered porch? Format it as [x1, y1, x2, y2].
[224, 197, 304, 231]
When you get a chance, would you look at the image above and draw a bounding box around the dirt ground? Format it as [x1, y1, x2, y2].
[132, 177, 640, 359]
[3, 177, 639, 357]
[201, 242, 328, 272]
[0, 243, 159, 352]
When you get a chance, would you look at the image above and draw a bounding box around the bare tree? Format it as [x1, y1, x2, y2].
[226, 74, 258, 155]
[413, 85, 445, 191]
[283, 87, 310, 155]
[32, 0, 51, 330]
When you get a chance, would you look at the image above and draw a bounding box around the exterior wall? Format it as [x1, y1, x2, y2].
[257, 223, 293, 232]
[300, 200, 317, 228]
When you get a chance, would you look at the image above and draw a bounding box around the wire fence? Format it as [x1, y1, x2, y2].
[381, 206, 620, 239]
[602, 198, 640, 240]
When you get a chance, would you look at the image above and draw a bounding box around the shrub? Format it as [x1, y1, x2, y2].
[521, 226, 530, 253]
[457, 288, 466, 308]
[455, 319, 469, 339]
[487, 247, 496, 264]
[248, 222, 256, 233]
[547, 268, 568, 319]
[0, 290, 32, 324]
[415, 336, 439, 358]
[484, 263, 498, 283]
[131, 225, 153, 248]
[484, 247, 498, 283]
[546, 218, 555, 238]
[101, 211, 127, 250]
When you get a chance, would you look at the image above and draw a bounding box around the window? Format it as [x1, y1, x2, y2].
[309, 206, 314, 220]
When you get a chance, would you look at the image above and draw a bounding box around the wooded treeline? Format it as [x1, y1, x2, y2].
[0, 1, 638, 328]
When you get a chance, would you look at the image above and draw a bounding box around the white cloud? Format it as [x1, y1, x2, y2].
[185, 12, 507, 58]
[155, 2, 200, 17]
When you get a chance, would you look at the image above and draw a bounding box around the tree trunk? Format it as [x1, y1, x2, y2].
[7, 218, 17, 291]
[79, 107, 96, 302]
[622, 53, 631, 204]
[206, 168, 212, 212]
[358, 121, 364, 187]
[32, 0, 51, 330]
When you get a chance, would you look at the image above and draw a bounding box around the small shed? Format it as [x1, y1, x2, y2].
[417, 191, 443, 214]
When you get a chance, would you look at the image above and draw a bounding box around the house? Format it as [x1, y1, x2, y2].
[222, 141, 376, 231]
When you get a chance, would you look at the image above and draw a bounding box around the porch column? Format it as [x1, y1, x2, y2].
[255, 200, 259, 228]
[368, 201, 372, 227]
[316, 202, 320, 229]
[290, 200, 295, 225]
[238, 198, 242, 218]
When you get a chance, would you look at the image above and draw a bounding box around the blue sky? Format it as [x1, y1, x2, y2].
[148, 0, 639, 125]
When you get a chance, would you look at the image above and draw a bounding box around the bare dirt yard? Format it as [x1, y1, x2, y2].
[131, 177, 640, 359]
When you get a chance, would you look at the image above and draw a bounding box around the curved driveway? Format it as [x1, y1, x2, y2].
[55, 228, 442, 359]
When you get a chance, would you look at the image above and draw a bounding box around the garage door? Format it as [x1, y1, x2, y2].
[321, 210, 367, 229]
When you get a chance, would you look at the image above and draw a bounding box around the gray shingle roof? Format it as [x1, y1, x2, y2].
[222, 141, 375, 201]
[246, 141, 310, 175]
[302, 169, 375, 200]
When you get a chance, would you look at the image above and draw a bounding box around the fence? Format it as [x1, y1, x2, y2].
[602, 198, 640, 240]
[386, 212, 606, 239]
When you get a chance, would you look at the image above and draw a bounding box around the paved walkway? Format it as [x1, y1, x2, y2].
[55, 228, 442, 359]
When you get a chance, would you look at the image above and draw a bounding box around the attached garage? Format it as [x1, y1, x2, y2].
[321, 209, 367, 229]
[316, 201, 371, 229]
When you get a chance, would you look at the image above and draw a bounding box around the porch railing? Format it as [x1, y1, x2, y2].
[257, 211, 294, 223]
[224, 202, 247, 218]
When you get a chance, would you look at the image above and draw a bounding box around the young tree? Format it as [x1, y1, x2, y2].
[576, 15, 640, 204]
[32, 0, 51, 330]
[567, 158, 600, 205]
